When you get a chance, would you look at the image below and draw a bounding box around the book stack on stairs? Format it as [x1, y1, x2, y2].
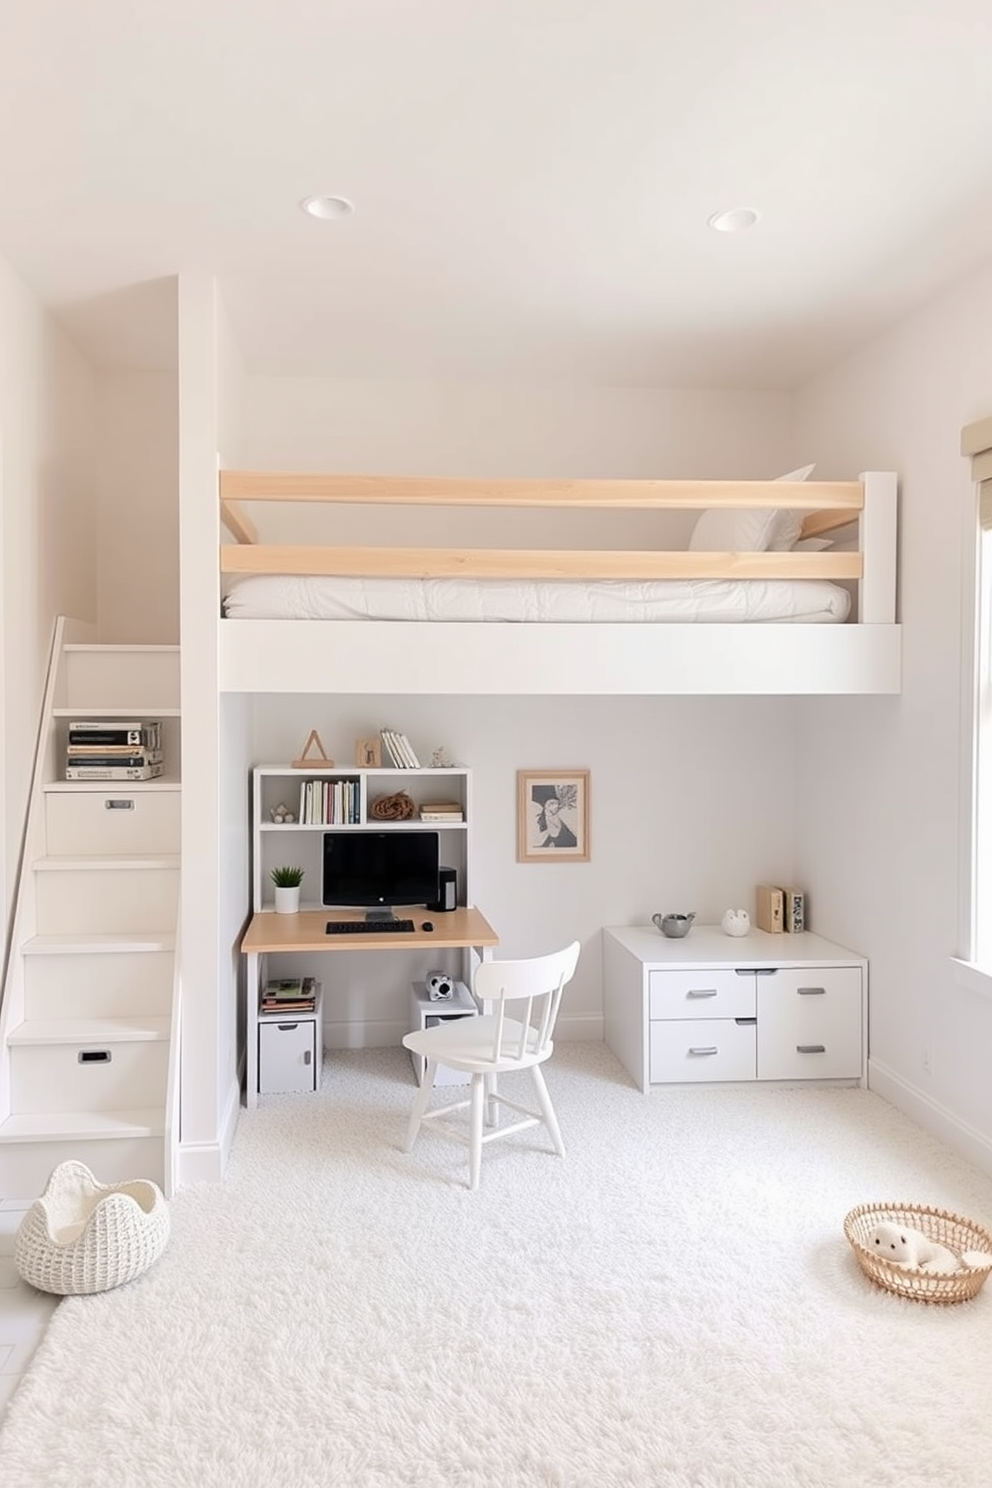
[65, 720, 164, 781]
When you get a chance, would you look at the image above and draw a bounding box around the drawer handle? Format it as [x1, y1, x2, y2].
[798, 986, 826, 996]
[304, 1050, 312, 1065]
[105, 799, 135, 811]
[753, 968, 778, 977]
[796, 1044, 826, 1054]
[686, 989, 718, 999]
[78, 1049, 111, 1064]
[277, 1023, 300, 1031]
[688, 1046, 719, 1057]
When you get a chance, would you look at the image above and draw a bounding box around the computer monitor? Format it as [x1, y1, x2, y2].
[322, 830, 440, 918]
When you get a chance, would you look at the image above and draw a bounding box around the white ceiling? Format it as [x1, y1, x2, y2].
[3, 1, 992, 388]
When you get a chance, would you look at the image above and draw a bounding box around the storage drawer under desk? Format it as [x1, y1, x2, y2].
[649, 968, 756, 1021]
[649, 1018, 757, 1084]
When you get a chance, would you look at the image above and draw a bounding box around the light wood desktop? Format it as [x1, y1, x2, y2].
[241, 906, 500, 1107]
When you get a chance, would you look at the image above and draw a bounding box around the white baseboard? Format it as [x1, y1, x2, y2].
[176, 1073, 241, 1187]
[868, 1057, 992, 1181]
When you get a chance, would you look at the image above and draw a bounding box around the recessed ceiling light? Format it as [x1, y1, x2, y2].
[300, 195, 355, 221]
[707, 208, 760, 233]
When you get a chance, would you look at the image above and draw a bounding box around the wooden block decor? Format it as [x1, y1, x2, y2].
[292, 729, 333, 769]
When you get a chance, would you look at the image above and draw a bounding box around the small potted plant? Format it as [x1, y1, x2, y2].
[270, 865, 304, 915]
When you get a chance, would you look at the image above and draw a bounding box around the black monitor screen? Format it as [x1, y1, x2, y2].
[322, 830, 440, 909]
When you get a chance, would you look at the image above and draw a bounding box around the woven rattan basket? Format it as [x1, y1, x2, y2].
[14, 1160, 170, 1296]
[844, 1201, 992, 1304]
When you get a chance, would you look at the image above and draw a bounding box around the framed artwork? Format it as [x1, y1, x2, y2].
[517, 770, 590, 862]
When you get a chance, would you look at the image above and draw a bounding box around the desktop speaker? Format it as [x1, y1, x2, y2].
[428, 867, 457, 913]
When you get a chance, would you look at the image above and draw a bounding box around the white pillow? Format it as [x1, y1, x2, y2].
[791, 536, 833, 552]
[688, 463, 816, 553]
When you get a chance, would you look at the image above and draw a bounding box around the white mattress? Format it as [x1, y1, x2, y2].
[223, 574, 851, 624]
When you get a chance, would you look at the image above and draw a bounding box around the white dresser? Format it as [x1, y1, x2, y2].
[602, 925, 866, 1092]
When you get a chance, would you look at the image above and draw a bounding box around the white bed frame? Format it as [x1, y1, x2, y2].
[217, 469, 900, 696]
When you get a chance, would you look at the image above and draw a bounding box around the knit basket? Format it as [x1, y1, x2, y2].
[844, 1201, 992, 1304]
[14, 1160, 170, 1296]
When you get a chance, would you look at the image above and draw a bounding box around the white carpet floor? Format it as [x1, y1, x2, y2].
[2, 1042, 992, 1488]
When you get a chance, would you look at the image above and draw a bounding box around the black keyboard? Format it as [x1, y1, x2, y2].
[325, 918, 416, 935]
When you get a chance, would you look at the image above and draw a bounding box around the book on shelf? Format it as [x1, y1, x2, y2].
[67, 743, 163, 757]
[66, 750, 163, 765]
[65, 762, 165, 781]
[419, 802, 464, 821]
[782, 887, 806, 934]
[379, 728, 420, 769]
[264, 976, 305, 997]
[68, 722, 163, 749]
[755, 883, 784, 934]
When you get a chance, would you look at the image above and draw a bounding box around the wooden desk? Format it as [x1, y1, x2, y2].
[240, 906, 500, 1106]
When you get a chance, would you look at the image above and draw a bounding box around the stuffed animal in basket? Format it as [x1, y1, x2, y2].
[869, 1220, 988, 1273]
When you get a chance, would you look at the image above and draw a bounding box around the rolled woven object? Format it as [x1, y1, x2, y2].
[370, 791, 416, 821]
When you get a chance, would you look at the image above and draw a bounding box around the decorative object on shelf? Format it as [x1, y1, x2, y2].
[844, 1202, 992, 1304]
[269, 802, 296, 823]
[270, 864, 304, 914]
[652, 912, 695, 938]
[370, 790, 416, 821]
[782, 886, 806, 933]
[14, 1160, 170, 1296]
[721, 908, 751, 937]
[517, 769, 590, 863]
[355, 737, 382, 768]
[292, 729, 333, 769]
[430, 746, 454, 768]
[755, 883, 784, 933]
[426, 971, 454, 1001]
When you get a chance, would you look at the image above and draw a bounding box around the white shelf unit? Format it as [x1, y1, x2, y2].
[252, 765, 473, 913]
[602, 925, 867, 1093]
[0, 630, 181, 1197]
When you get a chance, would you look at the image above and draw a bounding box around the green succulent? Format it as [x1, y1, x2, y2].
[270, 865, 305, 888]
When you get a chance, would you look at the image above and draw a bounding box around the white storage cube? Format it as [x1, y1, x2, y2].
[409, 980, 477, 1086]
[258, 1017, 321, 1094]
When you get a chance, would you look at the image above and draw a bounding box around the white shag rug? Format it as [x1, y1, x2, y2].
[3, 1042, 992, 1488]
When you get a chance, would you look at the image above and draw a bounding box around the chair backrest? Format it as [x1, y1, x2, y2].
[472, 941, 580, 1064]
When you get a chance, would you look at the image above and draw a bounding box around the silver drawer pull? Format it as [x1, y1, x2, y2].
[754, 968, 778, 976]
[796, 1044, 826, 1054]
[686, 989, 718, 999]
[688, 1046, 719, 1057]
[304, 1050, 312, 1065]
[105, 799, 135, 810]
[798, 986, 826, 995]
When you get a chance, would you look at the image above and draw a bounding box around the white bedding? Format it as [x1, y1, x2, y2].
[223, 574, 852, 624]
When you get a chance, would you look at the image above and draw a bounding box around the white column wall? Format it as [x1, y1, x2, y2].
[794, 254, 992, 1168]
[0, 248, 97, 971]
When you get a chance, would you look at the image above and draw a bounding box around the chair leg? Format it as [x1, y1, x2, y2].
[469, 1073, 485, 1190]
[404, 1059, 437, 1152]
[530, 1065, 565, 1157]
[483, 1071, 499, 1125]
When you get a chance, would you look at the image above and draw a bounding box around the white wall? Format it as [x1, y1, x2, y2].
[0, 249, 97, 969]
[794, 255, 992, 1166]
[96, 368, 179, 643]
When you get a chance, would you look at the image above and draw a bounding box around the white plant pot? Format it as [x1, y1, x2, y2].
[273, 886, 301, 915]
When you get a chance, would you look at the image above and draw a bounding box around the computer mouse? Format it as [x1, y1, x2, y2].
[421, 921, 434, 932]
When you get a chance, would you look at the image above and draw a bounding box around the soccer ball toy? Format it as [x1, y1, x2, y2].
[426, 972, 454, 1001]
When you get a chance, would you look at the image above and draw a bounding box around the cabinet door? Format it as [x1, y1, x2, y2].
[756, 967, 862, 1080]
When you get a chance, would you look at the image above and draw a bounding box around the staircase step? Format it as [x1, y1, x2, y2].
[0, 1109, 165, 1142]
[9, 1017, 170, 1046]
[22, 933, 175, 955]
[33, 854, 180, 872]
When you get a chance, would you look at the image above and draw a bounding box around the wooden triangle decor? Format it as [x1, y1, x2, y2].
[292, 729, 333, 768]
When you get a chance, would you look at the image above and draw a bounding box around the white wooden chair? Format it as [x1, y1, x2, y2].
[401, 941, 580, 1189]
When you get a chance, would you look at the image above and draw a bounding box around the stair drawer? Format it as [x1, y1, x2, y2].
[649, 1018, 756, 1083]
[36, 868, 179, 935]
[46, 789, 180, 855]
[10, 1040, 170, 1115]
[24, 950, 174, 1020]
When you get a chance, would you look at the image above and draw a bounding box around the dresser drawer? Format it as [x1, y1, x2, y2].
[649, 968, 756, 1021]
[649, 1018, 756, 1083]
[757, 967, 863, 1080]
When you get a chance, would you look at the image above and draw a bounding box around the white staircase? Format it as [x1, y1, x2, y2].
[0, 619, 181, 1197]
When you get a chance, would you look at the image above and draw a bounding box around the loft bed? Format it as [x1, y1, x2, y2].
[217, 469, 900, 696]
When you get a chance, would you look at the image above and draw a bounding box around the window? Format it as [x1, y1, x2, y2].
[958, 416, 992, 993]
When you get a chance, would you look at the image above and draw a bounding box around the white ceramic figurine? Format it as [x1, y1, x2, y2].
[721, 908, 750, 937]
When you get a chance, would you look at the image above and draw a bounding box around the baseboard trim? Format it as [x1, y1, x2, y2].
[868, 1057, 992, 1181]
[176, 1074, 241, 1187]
